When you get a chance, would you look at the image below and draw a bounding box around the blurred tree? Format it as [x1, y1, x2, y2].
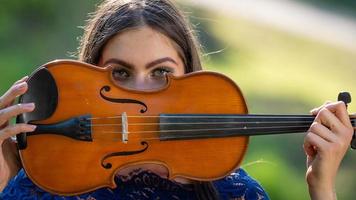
[297, 0, 356, 17]
[0, 0, 99, 92]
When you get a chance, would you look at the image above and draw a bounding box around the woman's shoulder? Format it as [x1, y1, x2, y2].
[213, 168, 270, 200]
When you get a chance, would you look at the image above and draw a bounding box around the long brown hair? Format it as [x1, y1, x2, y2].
[78, 0, 202, 73]
[77, 0, 219, 199]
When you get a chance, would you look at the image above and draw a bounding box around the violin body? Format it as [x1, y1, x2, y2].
[17, 60, 249, 195]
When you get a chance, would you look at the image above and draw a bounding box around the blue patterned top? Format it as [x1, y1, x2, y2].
[1, 168, 269, 200]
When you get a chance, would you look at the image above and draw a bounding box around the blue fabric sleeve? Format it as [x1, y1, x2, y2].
[213, 168, 269, 200]
[1, 168, 269, 200]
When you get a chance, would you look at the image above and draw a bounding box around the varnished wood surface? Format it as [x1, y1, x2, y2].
[19, 60, 249, 195]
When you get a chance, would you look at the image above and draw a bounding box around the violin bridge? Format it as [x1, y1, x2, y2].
[121, 112, 129, 143]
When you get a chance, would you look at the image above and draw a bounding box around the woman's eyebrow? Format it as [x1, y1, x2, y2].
[146, 57, 177, 69]
[103, 58, 134, 69]
[103, 57, 177, 69]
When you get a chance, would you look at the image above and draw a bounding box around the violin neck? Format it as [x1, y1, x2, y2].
[159, 114, 356, 141]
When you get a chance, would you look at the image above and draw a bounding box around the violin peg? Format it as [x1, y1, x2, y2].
[337, 92, 356, 150]
[337, 91, 351, 108]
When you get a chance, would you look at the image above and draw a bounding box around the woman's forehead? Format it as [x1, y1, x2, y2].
[100, 26, 183, 65]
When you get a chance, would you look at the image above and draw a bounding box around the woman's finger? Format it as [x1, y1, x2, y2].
[314, 108, 345, 135]
[322, 101, 352, 128]
[13, 76, 28, 85]
[0, 81, 28, 110]
[4, 76, 29, 112]
[9, 76, 29, 106]
[0, 103, 35, 126]
[0, 123, 36, 142]
[308, 121, 337, 143]
[310, 100, 332, 115]
[303, 131, 328, 157]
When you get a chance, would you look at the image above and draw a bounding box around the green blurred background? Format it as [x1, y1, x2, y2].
[0, 0, 355, 199]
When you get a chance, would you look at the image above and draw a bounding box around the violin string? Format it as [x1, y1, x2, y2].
[87, 115, 354, 129]
[92, 137, 159, 142]
[151, 128, 309, 140]
[92, 125, 310, 141]
[93, 125, 311, 134]
[88, 115, 316, 120]
[88, 120, 314, 127]
[92, 118, 356, 141]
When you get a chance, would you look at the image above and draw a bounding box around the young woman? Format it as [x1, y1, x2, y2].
[0, 0, 353, 199]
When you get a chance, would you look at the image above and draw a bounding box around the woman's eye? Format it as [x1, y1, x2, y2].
[112, 68, 130, 80]
[152, 67, 173, 77]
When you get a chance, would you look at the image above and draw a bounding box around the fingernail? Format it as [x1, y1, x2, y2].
[16, 82, 27, 90]
[28, 125, 36, 131]
[23, 103, 35, 110]
[19, 76, 29, 81]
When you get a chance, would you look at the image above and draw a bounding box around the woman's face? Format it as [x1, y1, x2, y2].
[98, 26, 185, 90]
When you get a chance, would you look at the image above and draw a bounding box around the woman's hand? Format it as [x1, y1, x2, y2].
[304, 101, 353, 200]
[0, 76, 36, 191]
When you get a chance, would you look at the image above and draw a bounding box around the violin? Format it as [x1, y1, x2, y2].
[16, 60, 356, 195]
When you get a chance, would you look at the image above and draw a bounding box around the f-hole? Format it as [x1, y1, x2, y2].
[101, 141, 149, 169]
[100, 86, 148, 113]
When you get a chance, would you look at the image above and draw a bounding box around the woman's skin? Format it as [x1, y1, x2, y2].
[305, 101, 353, 199]
[0, 26, 353, 199]
[0, 76, 36, 190]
